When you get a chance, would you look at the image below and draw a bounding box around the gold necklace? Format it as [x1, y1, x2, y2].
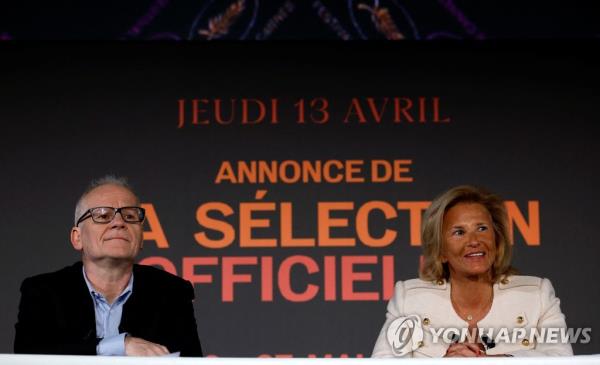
[451, 287, 493, 323]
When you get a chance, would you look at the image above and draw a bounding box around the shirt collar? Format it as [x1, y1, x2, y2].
[82, 265, 134, 303]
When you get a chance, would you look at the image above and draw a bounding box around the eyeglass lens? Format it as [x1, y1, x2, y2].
[90, 207, 143, 223]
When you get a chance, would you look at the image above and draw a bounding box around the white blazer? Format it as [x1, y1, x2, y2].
[372, 275, 573, 357]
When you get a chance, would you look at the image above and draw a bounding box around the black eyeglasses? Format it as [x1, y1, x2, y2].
[76, 206, 146, 227]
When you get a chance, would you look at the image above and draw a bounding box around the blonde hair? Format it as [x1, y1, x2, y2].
[420, 185, 515, 283]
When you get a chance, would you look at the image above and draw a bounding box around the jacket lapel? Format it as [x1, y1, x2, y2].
[120, 265, 154, 337]
[63, 262, 97, 341]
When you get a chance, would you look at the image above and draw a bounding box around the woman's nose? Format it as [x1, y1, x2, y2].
[466, 231, 481, 246]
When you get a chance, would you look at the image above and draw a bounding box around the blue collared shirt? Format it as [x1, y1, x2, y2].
[82, 267, 133, 356]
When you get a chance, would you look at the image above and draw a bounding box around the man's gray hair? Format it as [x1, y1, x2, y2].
[74, 175, 139, 225]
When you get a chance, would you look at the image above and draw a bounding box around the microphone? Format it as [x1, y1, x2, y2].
[450, 333, 460, 344]
[481, 335, 496, 350]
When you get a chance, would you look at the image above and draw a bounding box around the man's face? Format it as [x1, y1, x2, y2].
[70, 184, 143, 264]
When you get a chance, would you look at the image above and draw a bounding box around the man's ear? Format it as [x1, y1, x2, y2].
[70, 227, 83, 251]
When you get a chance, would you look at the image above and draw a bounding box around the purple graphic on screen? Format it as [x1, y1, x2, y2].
[313, 0, 352, 40]
[125, 0, 171, 38]
[437, 0, 485, 39]
[426, 31, 462, 40]
[0, 33, 12, 40]
[255, 0, 296, 40]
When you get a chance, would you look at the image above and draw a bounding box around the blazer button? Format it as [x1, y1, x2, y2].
[521, 339, 530, 347]
[423, 318, 430, 326]
[517, 316, 524, 324]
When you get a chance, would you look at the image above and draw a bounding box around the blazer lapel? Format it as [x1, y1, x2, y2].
[120, 265, 154, 337]
[63, 262, 97, 341]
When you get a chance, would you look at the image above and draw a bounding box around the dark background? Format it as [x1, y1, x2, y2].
[0, 0, 598, 40]
[0, 42, 599, 356]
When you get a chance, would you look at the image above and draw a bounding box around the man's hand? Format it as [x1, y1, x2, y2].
[125, 336, 170, 356]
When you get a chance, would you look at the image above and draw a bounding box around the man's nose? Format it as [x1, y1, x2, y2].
[110, 211, 127, 227]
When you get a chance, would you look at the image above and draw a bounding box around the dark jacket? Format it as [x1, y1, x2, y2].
[14, 262, 203, 357]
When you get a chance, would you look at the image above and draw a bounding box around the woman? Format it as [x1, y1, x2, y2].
[372, 185, 573, 357]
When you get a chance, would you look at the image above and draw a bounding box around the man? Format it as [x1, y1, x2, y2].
[14, 176, 203, 356]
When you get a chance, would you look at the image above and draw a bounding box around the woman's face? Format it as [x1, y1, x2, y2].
[441, 202, 497, 280]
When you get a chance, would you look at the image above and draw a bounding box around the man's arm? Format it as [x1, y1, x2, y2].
[14, 277, 97, 355]
[174, 280, 203, 357]
[123, 266, 202, 357]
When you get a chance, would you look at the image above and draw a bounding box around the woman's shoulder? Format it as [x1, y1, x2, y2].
[396, 278, 449, 293]
[498, 275, 546, 290]
[393, 275, 554, 295]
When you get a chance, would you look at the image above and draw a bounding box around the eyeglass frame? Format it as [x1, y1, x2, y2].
[76, 206, 146, 227]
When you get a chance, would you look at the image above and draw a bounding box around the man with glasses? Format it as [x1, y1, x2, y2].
[14, 176, 203, 357]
